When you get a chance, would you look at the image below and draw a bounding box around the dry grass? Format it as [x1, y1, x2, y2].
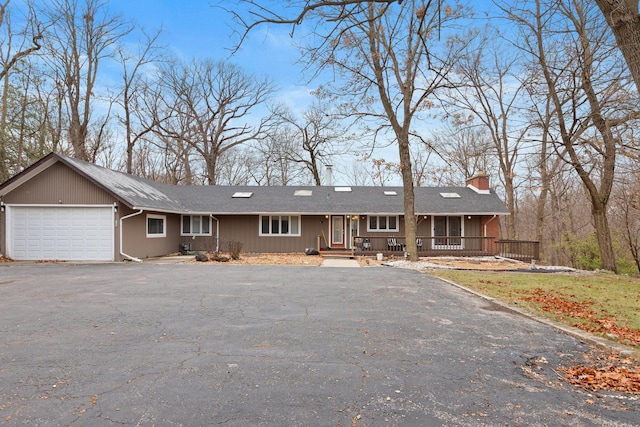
[196, 252, 325, 266]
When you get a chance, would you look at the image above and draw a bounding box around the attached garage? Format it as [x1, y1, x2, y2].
[6, 206, 114, 261]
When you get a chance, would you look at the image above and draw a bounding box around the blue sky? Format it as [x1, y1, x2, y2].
[102, 1, 505, 184]
[108, 0, 317, 110]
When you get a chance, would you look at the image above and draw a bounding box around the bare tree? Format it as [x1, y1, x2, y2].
[0, 0, 43, 180]
[508, 0, 640, 272]
[0, 0, 42, 82]
[431, 126, 496, 187]
[216, 147, 252, 185]
[42, 0, 132, 161]
[444, 37, 531, 238]
[115, 27, 164, 173]
[247, 126, 302, 185]
[273, 101, 345, 185]
[233, 0, 472, 261]
[594, 0, 640, 93]
[612, 175, 640, 272]
[151, 59, 275, 185]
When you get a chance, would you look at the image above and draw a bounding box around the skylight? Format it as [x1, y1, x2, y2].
[232, 192, 253, 198]
[294, 190, 313, 196]
[440, 192, 461, 198]
[334, 186, 352, 192]
[384, 191, 398, 196]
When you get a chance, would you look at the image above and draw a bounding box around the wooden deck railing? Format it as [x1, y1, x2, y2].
[352, 236, 498, 257]
[496, 240, 540, 262]
[352, 236, 540, 261]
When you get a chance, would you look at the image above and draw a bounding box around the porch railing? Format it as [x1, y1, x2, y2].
[496, 240, 540, 262]
[352, 236, 540, 261]
[352, 236, 498, 257]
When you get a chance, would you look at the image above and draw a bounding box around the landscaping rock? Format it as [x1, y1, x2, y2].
[194, 252, 209, 262]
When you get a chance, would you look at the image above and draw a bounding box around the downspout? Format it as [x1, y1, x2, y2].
[483, 215, 498, 237]
[484, 215, 498, 254]
[120, 209, 144, 262]
[210, 214, 219, 253]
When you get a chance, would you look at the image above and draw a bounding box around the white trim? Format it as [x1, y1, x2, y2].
[467, 184, 491, 195]
[259, 215, 301, 237]
[4, 203, 115, 208]
[0, 158, 58, 196]
[180, 214, 213, 236]
[5, 204, 115, 261]
[210, 215, 220, 252]
[146, 213, 166, 238]
[120, 210, 143, 262]
[366, 215, 399, 232]
[5, 206, 12, 259]
[432, 215, 464, 250]
[431, 215, 464, 250]
[331, 215, 345, 245]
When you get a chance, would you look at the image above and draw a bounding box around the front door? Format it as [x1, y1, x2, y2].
[331, 215, 345, 248]
[349, 216, 359, 249]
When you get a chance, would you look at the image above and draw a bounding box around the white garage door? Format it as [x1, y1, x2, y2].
[8, 206, 114, 261]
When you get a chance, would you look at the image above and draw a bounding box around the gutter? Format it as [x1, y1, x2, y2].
[119, 209, 144, 262]
[210, 214, 219, 253]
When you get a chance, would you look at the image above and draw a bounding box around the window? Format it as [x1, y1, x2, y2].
[433, 216, 463, 248]
[367, 215, 399, 232]
[146, 214, 166, 238]
[232, 192, 253, 198]
[181, 215, 212, 236]
[440, 192, 461, 198]
[260, 215, 301, 236]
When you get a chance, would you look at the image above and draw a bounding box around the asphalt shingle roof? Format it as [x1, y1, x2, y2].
[5, 153, 509, 216]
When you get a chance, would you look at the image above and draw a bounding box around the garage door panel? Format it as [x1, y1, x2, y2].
[9, 206, 114, 261]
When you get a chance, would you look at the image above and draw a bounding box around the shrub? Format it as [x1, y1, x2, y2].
[562, 231, 600, 271]
[223, 240, 243, 260]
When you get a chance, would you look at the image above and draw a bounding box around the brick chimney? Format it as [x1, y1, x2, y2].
[466, 171, 490, 193]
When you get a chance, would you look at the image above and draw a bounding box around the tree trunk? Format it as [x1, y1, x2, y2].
[398, 131, 418, 261]
[592, 204, 617, 272]
[503, 176, 517, 239]
[0, 66, 9, 182]
[206, 152, 218, 185]
[595, 0, 640, 93]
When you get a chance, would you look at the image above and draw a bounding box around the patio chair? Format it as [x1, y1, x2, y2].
[362, 237, 371, 250]
[387, 237, 398, 251]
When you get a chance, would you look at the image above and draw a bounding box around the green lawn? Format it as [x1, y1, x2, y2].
[431, 270, 640, 349]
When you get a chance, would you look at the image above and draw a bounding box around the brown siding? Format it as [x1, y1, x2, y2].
[179, 215, 327, 254]
[212, 215, 322, 253]
[464, 216, 482, 250]
[2, 162, 119, 260]
[119, 208, 181, 259]
[417, 216, 431, 236]
[3, 162, 115, 205]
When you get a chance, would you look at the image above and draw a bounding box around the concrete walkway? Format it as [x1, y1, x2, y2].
[320, 257, 361, 267]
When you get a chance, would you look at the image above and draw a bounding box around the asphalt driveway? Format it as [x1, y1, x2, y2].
[0, 263, 637, 426]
